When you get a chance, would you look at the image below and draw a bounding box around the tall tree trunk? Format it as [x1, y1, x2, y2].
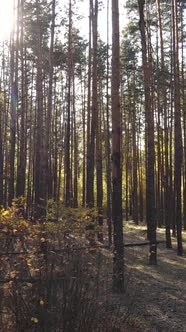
[47, 0, 56, 200]
[86, 0, 98, 208]
[138, 0, 157, 264]
[96, 82, 103, 241]
[16, 0, 27, 199]
[86, 0, 93, 207]
[156, 0, 172, 247]
[81, 72, 86, 207]
[132, 73, 138, 225]
[65, 0, 72, 207]
[73, 73, 78, 208]
[8, 24, 17, 206]
[106, 0, 112, 245]
[0, 100, 3, 206]
[172, 0, 183, 256]
[34, 0, 46, 218]
[112, 0, 124, 292]
[181, 2, 186, 231]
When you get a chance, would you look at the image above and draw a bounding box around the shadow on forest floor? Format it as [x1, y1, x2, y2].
[121, 222, 186, 331]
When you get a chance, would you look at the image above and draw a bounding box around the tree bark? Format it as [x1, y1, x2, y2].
[138, 0, 157, 264]
[112, 0, 124, 292]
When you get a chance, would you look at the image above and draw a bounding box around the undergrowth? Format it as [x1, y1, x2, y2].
[0, 201, 131, 332]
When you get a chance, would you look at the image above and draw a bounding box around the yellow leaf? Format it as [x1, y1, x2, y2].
[2, 210, 10, 217]
[20, 221, 29, 228]
[31, 317, 38, 323]
[40, 237, 46, 242]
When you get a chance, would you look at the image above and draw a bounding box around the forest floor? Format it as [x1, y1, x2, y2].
[1, 211, 186, 331]
[120, 221, 186, 332]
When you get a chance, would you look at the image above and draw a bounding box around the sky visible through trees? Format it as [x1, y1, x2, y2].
[0, 0, 127, 42]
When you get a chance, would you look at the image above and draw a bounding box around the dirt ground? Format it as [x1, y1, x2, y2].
[121, 222, 186, 331]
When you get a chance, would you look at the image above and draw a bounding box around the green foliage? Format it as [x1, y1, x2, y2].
[56, 28, 88, 76]
[24, 0, 51, 52]
[0, 203, 28, 234]
[46, 201, 104, 238]
[97, 39, 108, 79]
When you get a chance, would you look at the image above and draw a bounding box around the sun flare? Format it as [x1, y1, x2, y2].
[0, 0, 14, 41]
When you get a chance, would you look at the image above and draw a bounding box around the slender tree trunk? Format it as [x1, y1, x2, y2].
[106, 0, 112, 245]
[81, 73, 86, 207]
[86, 0, 93, 207]
[172, 0, 183, 256]
[112, 0, 124, 292]
[156, 0, 172, 247]
[0, 100, 3, 205]
[16, 0, 27, 199]
[96, 82, 103, 241]
[132, 73, 138, 225]
[34, 0, 46, 218]
[8, 31, 17, 206]
[138, 0, 157, 264]
[47, 0, 56, 200]
[65, 0, 72, 207]
[73, 73, 78, 208]
[87, 0, 98, 208]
